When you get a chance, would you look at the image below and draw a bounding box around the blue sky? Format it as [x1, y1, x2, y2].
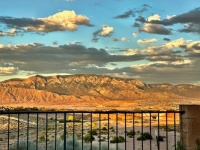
[0, 0, 200, 84]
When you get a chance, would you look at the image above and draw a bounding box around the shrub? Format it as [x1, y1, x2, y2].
[110, 136, 125, 143]
[156, 136, 164, 141]
[126, 130, 135, 138]
[83, 134, 95, 143]
[10, 140, 36, 150]
[88, 129, 98, 135]
[137, 132, 152, 141]
[102, 127, 107, 130]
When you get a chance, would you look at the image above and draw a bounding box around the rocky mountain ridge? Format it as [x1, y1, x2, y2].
[0, 74, 199, 106]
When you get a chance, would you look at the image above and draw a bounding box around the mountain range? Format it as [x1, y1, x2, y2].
[0, 75, 200, 110]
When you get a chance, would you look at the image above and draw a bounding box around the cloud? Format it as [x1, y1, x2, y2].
[150, 7, 200, 34]
[113, 38, 120, 42]
[113, 10, 135, 19]
[121, 37, 126, 41]
[0, 43, 146, 74]
[137, 39, 157, 44]
[139, 23, 172, 35]
[147, 14, 160, 22]
[92, 25, 114, 42]
[163, 38, 170, 41]
[186, 41, 200, 53]
[152, 7, 200, 25]
[0, 67, 18, 75]
[132, 32, 138, 38]
[100, 25, 114, 36]
[179, 23, 200, 34]
[133, 22, 141, 27]
[164, 38, 186, 49]
[0, 28, 17, 36]
[0, 10, 93, 33]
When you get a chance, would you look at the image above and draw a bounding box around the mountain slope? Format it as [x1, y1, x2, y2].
[0, 74, 199, 105]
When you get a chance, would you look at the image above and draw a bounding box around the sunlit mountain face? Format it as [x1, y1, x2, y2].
[0, 0, 200, 85]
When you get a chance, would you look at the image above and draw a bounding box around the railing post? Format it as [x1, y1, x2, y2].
[180, 105, 200, 150]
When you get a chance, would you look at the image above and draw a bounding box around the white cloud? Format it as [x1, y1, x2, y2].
[166, 15, 176, 20]
[25, 10, 90, 32]
[0, 28, 17, 36]
[132, 32, 137, 38]
[0, 67, 18, 75]
[123, 49, 139, 56]
[0, 44, 4, 48]
[137, 38, 157, 44]
[121, 37, 126, 41]
[100, 25, 114, 36]
[165, 38, 186, 49]
[147, 14, 160, 22]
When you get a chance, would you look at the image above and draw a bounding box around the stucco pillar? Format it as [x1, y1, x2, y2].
[180, 105, 200, 150]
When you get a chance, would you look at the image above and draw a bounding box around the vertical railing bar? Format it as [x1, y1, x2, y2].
[55, 113, 57, 150]
[150, 113, 152, 150]
[157, 113, 160, 150]
[166, 112, 168, 150]
[82, 113, 84, 150]
[8, 113, 10, 150]
[46, 113, 48, 150]
[36, 113, 39, 150]
[116, 113, 118, 150]
[125, 113, 127, 150]
[174, 112, 176, 150]
[64, 112, 67, 150]
[17, 113, 20, 150]
[141, 113, 143, 150]
[90, 112, 92, 150]
[108, 113, 110, 150]
[99, 113, 101, 150]
[73, 112, 75, 150]
[133, 113, 135, 150]
[27, 113, 29, 150]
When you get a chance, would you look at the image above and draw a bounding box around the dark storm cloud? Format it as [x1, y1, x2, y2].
[113, 10, 135, 19]
[149, 7, 200, 34]
[179, 23, 200, 34]
[0, 16, 44, 28]
[0, 43, 146, 73]
[151, 7, 200, 25]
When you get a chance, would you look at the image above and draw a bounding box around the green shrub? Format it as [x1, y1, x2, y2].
[126, 130, 135, 138]
[137, 132, 152, 141]
[88, 129, 98, 135]
[83, 134, 95, 143]
[110, 136, 125, 143]
[102, 127, 107, 130]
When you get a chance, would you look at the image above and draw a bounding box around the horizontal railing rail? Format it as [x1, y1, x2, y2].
[0, 110, 184, 150]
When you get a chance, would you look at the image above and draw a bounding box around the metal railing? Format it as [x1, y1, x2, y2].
[0, 110, 184, 150]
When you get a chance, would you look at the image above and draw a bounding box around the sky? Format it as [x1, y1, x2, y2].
[0, 0, 200, 84]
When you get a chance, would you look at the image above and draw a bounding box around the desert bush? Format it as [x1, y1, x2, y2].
[83, 134, 95, 143]
[10, 140, 36, 150]
[126, 130, 135, 138]
[156, 135, 164, 141]
[137, 132, 152, 141]
[110, 136, 125, 143]
[88, 129, 98, 135]
[102, 127, 107, 130]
